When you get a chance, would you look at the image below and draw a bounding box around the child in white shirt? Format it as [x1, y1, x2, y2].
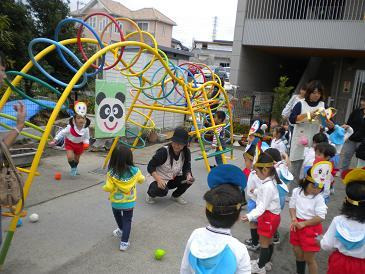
[289, 164, 328, 274]
[180, 165, 251, 274]
[320, 168, 365, 274]
[241, 153, 283, 273]
[271, 126, 287, 157]
[300, 133, 328, 180]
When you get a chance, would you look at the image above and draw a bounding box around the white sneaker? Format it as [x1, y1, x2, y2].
[171, 196, 187, 205]
[251, 260, 272, 272]
[330, 188, 335, 195]
[119, 241, 129, 251]
[250, 260, 266, 274]
[265, 262, 273, 272]
[112, 228, 122, 238]
[146, 195, 155, 204]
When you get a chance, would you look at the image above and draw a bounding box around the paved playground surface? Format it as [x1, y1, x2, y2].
[1, 143, 344, 273]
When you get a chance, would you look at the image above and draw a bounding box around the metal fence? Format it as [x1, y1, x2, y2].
[246, 0, 365, 20]
[233, 91, 274, 128]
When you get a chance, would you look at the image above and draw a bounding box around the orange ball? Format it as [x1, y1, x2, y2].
[83, 143, 89, 149]
[54, 172, 62, 180]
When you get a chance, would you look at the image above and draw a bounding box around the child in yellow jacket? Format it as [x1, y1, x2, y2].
[103, 144, 145, 251]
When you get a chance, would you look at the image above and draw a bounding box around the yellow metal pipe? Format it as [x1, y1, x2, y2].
[189, 123, 226, 136]
[132, 105, 190, 115]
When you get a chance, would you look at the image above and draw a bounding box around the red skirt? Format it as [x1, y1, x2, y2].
[65, 138, 84, 155]
[257, 210, 280, 238]
[290, 218, 322, 252]
[328, 250, 365, 274]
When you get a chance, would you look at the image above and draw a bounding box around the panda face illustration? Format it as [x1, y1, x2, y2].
[96, 91, 126, 133]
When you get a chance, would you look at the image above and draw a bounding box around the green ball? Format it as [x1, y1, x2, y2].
[154, 249, 166, 260]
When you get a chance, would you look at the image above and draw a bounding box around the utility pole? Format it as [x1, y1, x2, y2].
[212, 16, 218, 41]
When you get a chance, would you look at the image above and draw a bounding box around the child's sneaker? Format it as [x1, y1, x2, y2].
[171, 196, 188, 205]
[265, 261, 273, 271]
[119, 241, 129, 251]
[70, 167, 77, 176]
[146, 195, 155, 204]
[246, 242, 260, 251]
[251, 260, 266, 273]
[251, 260, 272, 271]
[273, 231, 280, 245]
[112, 228, 122, 238]
[244, 238, 253, 245]
[330, 188, 335, 195]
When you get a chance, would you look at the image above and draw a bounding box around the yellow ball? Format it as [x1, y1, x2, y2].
[154, 249, 166, 260]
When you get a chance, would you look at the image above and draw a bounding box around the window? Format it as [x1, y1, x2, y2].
[114, 22, 123, 33]
[99, 19, 103, 31]
[137, 22, 149, 31]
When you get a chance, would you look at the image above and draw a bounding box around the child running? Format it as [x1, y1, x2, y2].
[180, 164, 251, 273]
[320, 167, 365, 274]
[241, 153, 283, 273]
[102, 144, 145, 251]
[49, 102, 90, 176]
[289, 163, 329, 274]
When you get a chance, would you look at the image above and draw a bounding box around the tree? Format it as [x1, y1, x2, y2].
[0, 15, 14, 52]
[272, 76, 294, 123]
[0, 0, 35, 70]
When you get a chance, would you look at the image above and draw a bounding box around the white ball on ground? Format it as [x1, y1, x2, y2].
[29, 213, 39, 223]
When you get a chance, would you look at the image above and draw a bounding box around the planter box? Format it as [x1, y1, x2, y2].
[9, 148, 37, 167]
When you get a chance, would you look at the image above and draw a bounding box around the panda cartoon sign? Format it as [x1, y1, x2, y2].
[95, 80, 126, 138]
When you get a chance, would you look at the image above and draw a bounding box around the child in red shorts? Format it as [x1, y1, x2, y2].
[49, 102, 90, 176]
[320, 168, 365, 274]
[241, 152, 283, 273]
[289, 162, 329, 274]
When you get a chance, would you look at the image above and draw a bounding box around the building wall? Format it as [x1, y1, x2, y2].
[242, 20, 365, 51]
[332, 58, 365, 123]
[191, 48, 232, 67]
[74, 5, 173, 47]
[154, 22, 173, 47]
[102, 51, 187, 132]
[234, 46, 281, 94]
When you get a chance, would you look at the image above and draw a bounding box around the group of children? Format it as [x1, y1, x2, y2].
[50, 102, 364, 273]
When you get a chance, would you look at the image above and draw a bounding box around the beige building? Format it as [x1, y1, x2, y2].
[71, 0, 176, 47]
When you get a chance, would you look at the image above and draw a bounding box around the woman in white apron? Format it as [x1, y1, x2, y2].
[146, 128, 194, 205]
[288, 80, 326, 185]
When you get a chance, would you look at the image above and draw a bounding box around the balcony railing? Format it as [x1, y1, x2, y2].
[246, 0, 365, 20]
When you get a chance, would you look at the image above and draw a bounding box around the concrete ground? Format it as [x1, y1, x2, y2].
[1, 143, 345, 273]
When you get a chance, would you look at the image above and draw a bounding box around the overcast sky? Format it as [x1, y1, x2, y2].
[69, 0, 238, 48]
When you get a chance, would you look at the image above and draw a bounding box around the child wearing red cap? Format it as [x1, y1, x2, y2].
[320, 168, 365, 274]
[49, 102, 90, 176]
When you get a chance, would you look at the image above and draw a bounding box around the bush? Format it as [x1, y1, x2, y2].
[233, 122, 250, 134]
[272, 76, 294, 123]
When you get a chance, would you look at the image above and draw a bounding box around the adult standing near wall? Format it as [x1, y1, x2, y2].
[341, 97, 365, 171]
[0, 51, 27, 245]
[281, 84, 307, 150]
[288, 80, 326, 182]
[145, 127, 194, 205]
